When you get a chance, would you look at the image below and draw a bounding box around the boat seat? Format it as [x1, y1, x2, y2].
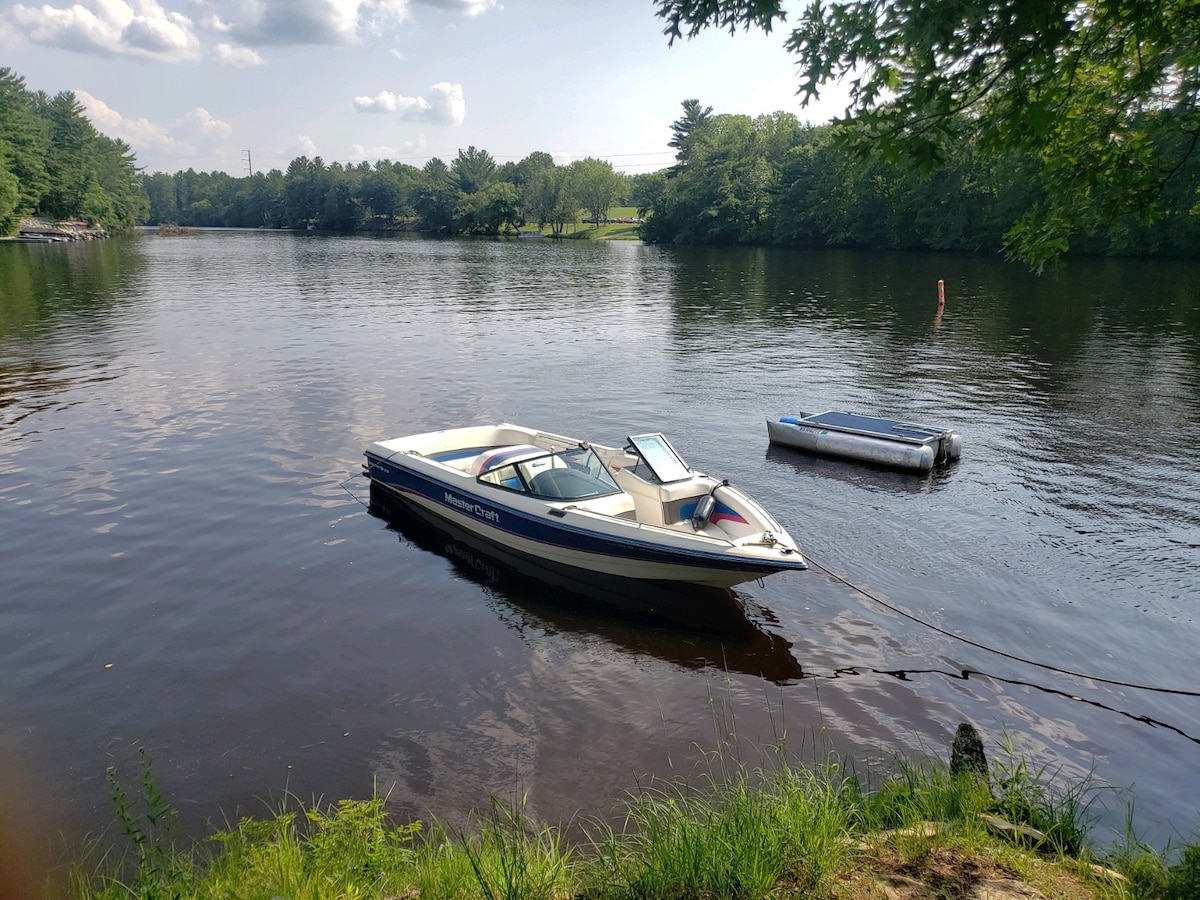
[613, 468, 709, 526]
[470, 444, 545, 477]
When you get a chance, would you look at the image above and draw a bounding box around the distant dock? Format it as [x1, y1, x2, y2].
[6, 218, 110, 243]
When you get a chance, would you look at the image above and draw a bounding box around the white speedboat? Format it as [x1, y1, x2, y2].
[364, 424, 807, 588]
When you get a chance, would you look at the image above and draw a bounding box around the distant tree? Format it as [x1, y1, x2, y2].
[358, 161, 418, 222]
[645, 107, 775, 244]
[522, 170, 551, 230]
[629, 170, 668, 223]
[91, 135, 147, 229]
[569, 157, 624, 225]
[143, 172, 178, 224]
[451, 146, 497, 194]
[283, 156, 329, 226]
[455, 181, 521, 234]
[512, 151, 556, 189]
[511, 151, 557, 226]
[0, 152, 21, 234]
[414, 157, 457, 232]
[252, 169, 287, 227]
[0, 68, 50, 224]
[37, 90, 96, 219]
[667, 99, 714, 175]
[321, 180, 358, 230]
[653, 0, 1200, 268]
[523, 164, 579, 233]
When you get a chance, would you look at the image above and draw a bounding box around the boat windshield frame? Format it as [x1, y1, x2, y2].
[626, 433, 692, 483]
[477, 445, 622, 500]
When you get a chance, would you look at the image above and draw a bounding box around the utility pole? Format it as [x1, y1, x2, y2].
[242, 149, 254, 177]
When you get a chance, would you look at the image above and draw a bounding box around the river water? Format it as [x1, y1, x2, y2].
[1, 231, 1198, 851]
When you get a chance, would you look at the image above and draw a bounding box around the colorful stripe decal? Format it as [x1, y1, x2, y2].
[679, 500, 750, 525]
[476, 445, 543, 475]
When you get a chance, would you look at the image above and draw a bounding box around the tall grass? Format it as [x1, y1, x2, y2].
[983, 731, 1107, 857]
[583, 755, 855, 900]
[460, 796, 573, 900]
[70, 742, 1200, 900]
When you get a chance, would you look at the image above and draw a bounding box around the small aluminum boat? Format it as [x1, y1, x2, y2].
[767, 411, 962, 472]
[364, 424, 807, 587]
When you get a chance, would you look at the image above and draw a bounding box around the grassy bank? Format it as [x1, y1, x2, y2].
[519, 208, 643, 241]
[59, 742, 1200, 900]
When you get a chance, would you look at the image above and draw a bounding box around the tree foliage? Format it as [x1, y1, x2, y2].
[451, 145, 498, 194]
[639, 99, 1199, 258]
[653, 0, 1200, 269]
[569, 157, 626, 225]
[0, 68, 146, 234]
[126, 102, 1197, 258]
[135, 148, 633, 238]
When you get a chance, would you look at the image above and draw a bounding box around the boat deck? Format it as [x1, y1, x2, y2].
[796, 411, 952, 444]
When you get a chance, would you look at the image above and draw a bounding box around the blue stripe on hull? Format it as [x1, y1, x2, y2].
[364, 453, 805, 578]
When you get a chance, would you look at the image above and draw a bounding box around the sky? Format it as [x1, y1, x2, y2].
[0, 0, 850, 177]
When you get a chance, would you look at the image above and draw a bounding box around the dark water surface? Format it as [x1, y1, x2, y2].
[2, 231, 1198, 850]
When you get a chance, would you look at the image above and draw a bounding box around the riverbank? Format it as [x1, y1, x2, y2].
[3, 217, 110, 243]
[56, 737, 1199, 899]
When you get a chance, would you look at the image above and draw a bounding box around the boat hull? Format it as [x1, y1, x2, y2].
[364, 432, 806, 588]
[767, 413, 962, 472]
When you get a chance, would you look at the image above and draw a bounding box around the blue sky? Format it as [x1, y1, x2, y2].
[0, 0, 848, 176]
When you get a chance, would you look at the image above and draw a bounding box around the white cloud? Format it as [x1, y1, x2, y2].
[424, 81, 465, 125]
[354, 90, 418, 113]
[294, 134, 319, 157]
[227, 0, 360, 46]
[353, 81, 464, 125]
[8, 0, 201, 61]
[3, 0, 497, 58]
[178, 107, 234, 141]
[76, 90, 179, 152]
[350, 143, 399, 160]
[219, 0, 421, 47]
[200, 0, 494, 49]
[416, 0, 496, 15]
[349, 135, 426, 162]
[75, 91, 240, 171]
[361, 0, 411, 30]
[213, 42, 263, 66]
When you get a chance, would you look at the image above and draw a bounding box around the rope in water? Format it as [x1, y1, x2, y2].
[804, 555, 1200, 698]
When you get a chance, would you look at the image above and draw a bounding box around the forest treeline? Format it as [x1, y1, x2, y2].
[137, 102, 1200, 259]
[0, 68, 147, 235]
[142, 148, 628, 237]
[633, 101, 1200, 259]
[3, 61, 1197, 259]
[142, 102, 1200, 259]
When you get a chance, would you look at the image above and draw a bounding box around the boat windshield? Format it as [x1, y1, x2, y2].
[626, 433, 692, 483]
[478, 446, 621, 500]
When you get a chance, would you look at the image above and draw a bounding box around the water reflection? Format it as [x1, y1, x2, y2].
[763, 443, 954, 494]
[368, 472, 1200, 792]
[663, 246, 1200, 372]
[367, 484, 805, 685]
[0, 237, 148, 339]
[812, 663, 1200, 749]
